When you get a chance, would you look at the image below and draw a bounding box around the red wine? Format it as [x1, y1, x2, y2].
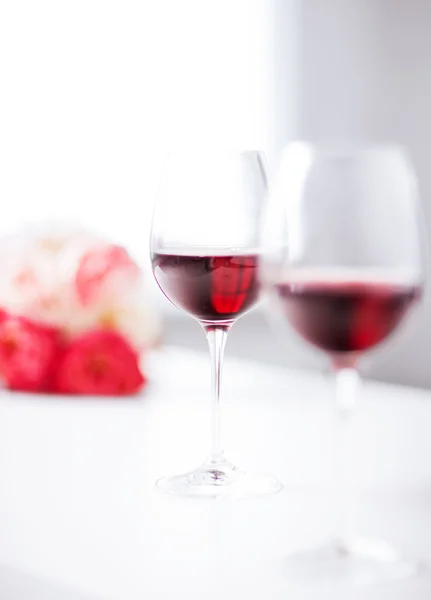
[152, 252, 260, 323]
[274, 279, 420, 354]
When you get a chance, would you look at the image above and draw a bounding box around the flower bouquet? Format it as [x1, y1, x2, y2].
[0, 226, 161, 396]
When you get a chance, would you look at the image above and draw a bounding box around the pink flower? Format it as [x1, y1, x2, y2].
[0, 314, 61, 392]
[74, 243, 162, 350]
[0, 228, 97, 330]
[53, 329, 145, 396]
[75, 245, 140, 306]
[0, 227, 162, 397]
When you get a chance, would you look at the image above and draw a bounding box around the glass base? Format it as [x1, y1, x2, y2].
[283, 538, 422, 586]
[156, 459, 282, 498]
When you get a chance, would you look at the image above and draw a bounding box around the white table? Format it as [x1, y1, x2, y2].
[0, 346, 430, 599]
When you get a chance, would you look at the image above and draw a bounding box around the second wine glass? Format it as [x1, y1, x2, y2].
[151, 150, 282, 497]
[262, 142, 424, 583]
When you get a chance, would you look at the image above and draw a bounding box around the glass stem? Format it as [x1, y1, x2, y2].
[334, 367, 360, 551]
[203, 325, 230, 465]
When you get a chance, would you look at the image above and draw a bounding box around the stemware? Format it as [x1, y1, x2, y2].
[262, 142, 424, 583]
[151, 150, 282, 497]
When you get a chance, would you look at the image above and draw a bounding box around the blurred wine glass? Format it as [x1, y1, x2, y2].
[262, 142, 424, 584]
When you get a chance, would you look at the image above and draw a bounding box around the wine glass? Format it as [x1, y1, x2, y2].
[261, 142, 425, 583]
[151, 150, 282, 497]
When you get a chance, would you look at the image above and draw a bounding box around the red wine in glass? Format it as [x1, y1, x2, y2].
[152, 251, 260, 323]
[274, 278, 421, 355]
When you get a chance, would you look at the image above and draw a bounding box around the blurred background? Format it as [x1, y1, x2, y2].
[0, 0, 430, 388]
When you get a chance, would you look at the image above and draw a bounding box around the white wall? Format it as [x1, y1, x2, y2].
[0, 0, 273, 265]
[292, 0, 431, 387]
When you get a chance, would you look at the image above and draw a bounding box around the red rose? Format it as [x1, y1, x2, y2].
[75, 245, 140, 305]
[53, 329, 145, 396]
[0, 314, 61, 392]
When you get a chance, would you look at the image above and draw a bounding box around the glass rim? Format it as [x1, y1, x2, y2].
[280, 140, 408, 157]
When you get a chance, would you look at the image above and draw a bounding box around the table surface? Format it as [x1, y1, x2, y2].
[0, 346, 431, 599]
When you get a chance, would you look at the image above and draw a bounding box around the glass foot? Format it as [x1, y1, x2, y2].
[283, 538, 422, 586]
[156, 459, 282, 498]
